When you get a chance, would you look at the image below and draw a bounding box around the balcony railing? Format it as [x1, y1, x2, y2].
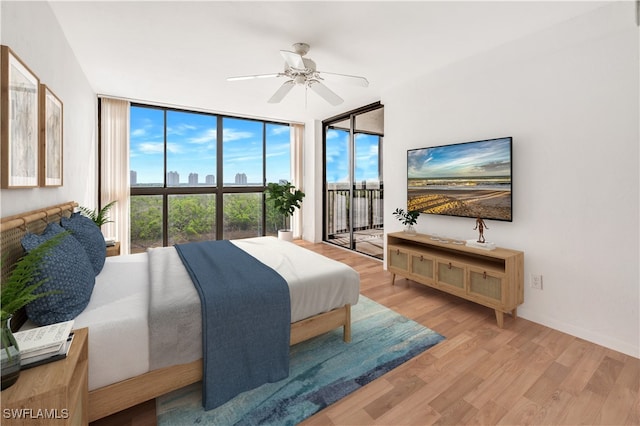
[326, 187, 384, 237]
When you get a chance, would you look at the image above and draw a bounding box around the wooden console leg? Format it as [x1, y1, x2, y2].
[511, 308, 518, 320]
[495, 310, 504, 328]
[391, 273, 396, 286]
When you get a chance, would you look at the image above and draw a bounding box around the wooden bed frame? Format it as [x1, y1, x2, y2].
[1, 202, 353, 422]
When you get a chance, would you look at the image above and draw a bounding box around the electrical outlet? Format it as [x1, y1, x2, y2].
[531, 274, 543, 290]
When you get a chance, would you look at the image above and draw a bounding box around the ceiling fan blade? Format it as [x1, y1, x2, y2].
[280, 50, 305, 69]
[268, 80, 295, 103]
[227, 73, 280, 82]
[309, 81, 343, 106]
[318, 71, 369, 87]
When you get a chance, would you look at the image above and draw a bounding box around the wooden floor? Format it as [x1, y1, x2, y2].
[91, 241, 640, 426]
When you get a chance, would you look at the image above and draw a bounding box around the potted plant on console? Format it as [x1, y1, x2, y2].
[265, 181, 305, 241]
[393, 208, 420, 236]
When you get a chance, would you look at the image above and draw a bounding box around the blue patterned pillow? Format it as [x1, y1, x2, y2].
[21, 223, 96, 326]
[61, 212, 106, 275]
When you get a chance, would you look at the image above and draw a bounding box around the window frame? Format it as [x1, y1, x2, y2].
[128, 102, 291, 247]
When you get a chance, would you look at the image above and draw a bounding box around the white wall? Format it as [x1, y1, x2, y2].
[382, 2, 639, 357]
[0, 1, 97, 217]
[301, 120, 325, 243]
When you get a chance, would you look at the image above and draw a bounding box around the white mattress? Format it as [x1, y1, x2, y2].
[232, 237, 360, 323]
[73, 237, 360, 391]
[73, 253, 149, 391]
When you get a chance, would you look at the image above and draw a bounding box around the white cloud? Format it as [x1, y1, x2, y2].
[137, 142, 182, 154]
[189, 128, 217, 144]
[168, 123, 197, 136]
[131, 128, 146, 137]
[137, 142, 164, 154]
[270, 126, 290, 136]
[326, 129, 341, 140]
[223, 128, 253, 142]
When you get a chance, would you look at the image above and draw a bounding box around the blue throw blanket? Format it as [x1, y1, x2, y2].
[174, 240, 291, 410]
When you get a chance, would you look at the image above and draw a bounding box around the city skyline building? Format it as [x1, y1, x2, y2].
[167, 171, 179, 185]
[235, 172, 247, 185]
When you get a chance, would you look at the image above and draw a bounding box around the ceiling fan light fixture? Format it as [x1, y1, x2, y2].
[227, 42, 368, 105]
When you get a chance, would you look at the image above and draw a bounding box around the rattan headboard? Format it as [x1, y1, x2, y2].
[1, 201, 77, 279]
[1, 202, 78, 328]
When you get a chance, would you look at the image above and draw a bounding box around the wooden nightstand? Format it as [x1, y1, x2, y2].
[106, 242, 120, 257]
[1, 327, 89, 425]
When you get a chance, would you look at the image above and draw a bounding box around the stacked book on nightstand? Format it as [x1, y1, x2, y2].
[13, 320, 75, 369]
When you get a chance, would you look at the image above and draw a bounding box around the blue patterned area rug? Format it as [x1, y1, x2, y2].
[157, 296, 444, 425]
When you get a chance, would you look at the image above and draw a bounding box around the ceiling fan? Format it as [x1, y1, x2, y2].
[227, 43, 369, 106]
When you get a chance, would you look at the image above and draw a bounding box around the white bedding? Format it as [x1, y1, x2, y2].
[73, 253, 149, 391]
[73, 237, 359, 391]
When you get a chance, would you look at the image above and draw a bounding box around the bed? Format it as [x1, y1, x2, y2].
[0, 202, 360, 421]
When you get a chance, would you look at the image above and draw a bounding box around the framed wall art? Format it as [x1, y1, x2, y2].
[40, 84, 63, 187]
[1, 45, 40, 188]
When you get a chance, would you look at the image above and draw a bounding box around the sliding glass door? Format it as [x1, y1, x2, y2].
[323, 104, 384, 259]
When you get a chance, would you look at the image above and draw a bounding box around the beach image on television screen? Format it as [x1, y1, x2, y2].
[407, 137, 512, 222]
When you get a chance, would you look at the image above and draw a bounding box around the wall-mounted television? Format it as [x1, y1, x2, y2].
[407, 137, 512, 222]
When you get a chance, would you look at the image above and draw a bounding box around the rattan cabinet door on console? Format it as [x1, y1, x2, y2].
[2, 328, 88, 426]
[387, 232, 524, 328]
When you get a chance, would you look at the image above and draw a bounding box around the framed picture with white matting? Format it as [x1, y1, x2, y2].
[40, 84, 63, 187]
[1, 45, 40, 189]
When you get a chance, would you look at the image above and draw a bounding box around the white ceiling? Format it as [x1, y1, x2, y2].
[49, 1, 609, 123]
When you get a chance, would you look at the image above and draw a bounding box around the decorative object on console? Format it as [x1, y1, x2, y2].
[392, 208, 420, 235]
[265, 181, 305, 241]
[473, 217, 488, 243]
[1, 45, 40, 189]
[21, 223, 95, 325]
[39, 84, 63, 187]
[465, 239, 496, 251]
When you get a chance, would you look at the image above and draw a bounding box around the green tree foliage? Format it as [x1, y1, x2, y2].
[130, 193, 285, 250]
[169, 195, 216, 243]
[130, 196, 163, 246]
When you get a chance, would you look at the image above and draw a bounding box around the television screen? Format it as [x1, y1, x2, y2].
[407, 137, 512, 222]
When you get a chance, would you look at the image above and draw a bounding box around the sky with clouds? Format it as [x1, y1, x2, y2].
[130, 107, 291, 185]
[131, 106, 382, 186]
[407, 137, 511, 179]
[325, 129, 381, 184]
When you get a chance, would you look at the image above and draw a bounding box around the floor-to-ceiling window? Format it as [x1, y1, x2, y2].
[323, 103, 384, 259]
[129, 104, 291, 253]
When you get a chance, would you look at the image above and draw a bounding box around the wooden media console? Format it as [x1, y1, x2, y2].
[387, 232, 524, 328]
